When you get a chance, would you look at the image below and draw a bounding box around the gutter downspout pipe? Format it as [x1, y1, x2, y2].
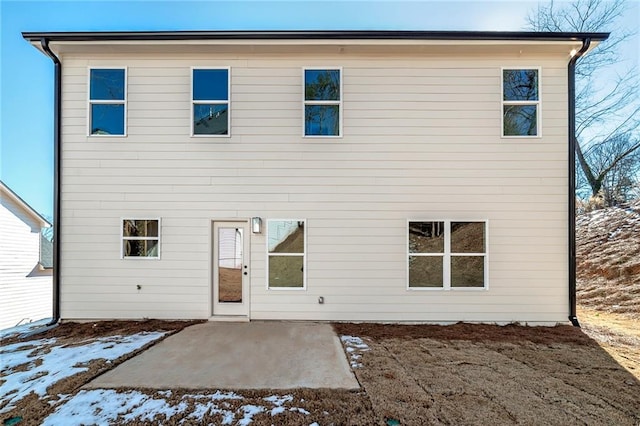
[40, 38, 61, 327]
[568, 37, 591, 327]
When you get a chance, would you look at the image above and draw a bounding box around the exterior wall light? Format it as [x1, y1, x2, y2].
[251, 217, 262, 234]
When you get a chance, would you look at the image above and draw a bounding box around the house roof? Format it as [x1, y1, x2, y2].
[23, 30, 610, 59]
[22, 30, 610, 42]
[0, 180, 51, 228]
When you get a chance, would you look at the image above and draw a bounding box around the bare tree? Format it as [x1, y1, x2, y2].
[527, 0, 640, 205]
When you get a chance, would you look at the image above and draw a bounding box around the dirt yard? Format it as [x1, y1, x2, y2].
[3, 320, 639, 425]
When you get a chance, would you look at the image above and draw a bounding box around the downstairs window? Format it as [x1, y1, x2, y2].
[408, 220, 487, 289]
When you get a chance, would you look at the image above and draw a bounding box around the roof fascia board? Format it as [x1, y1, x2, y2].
[22, 30, 610, 43]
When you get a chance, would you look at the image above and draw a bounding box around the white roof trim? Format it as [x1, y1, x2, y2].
[0, 181, 51, 228]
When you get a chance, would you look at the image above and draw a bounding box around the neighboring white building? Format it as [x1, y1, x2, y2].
[0, 181, 52, 330]
[23, 30, 608, 324]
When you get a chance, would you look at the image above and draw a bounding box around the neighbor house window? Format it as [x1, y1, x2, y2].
[502, 68, 540, 137]
[408, 221, 487, 289]
[89, 68, 126, 136]
[267, 220, 306, 289]
[122, 219, 160, 259]
[304, 68, 341, 137]
[192, 68, 230, 136]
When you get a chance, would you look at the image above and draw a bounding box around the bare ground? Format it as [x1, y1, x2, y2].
[578, 307, 640, 381]
[3, 321, 640, 425]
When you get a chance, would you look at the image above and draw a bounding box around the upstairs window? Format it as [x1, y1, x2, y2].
[267, 220, 306, 289]
[304, 68, 341, 137]
[408, 221, 487, 290]
[89, 68, 126, 136]
[192, 68, 230, 136]
[122, 219, 160, 259]
[502, 68, 540, 137]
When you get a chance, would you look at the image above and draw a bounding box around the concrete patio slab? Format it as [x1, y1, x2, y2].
[85, 321, 359, 390]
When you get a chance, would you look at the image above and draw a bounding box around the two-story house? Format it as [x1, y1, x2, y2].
[22, 30, 608, 324]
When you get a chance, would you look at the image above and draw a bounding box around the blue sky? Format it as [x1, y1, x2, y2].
[1, 0, 638, 219]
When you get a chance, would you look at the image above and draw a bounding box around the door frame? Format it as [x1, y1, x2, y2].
[211, 220, 250, 319]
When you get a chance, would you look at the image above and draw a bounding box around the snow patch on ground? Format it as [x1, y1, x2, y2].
[42, 390, 312, 425]
[0, 318, 51, 339]
[341, 335, 370, 368]
[0, 331, 165, 413]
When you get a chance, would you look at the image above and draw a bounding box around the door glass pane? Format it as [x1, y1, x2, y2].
[218, 227, 242, 303]
[409, 255, 443, 288]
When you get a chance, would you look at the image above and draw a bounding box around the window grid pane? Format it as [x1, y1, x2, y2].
[90, 69, 125, 101]
[193, 69, 229, 101]
[305, 105, 339, 136]
[409, 221, 445, 253]
[409, 255, 444, 288]
[269, 255, 304, 288]
[193, 104, 229, 135]
[304, 70, 340, 101]
[503, 105, 538, 136]
[451, 255, 485, 288]
[450, 222, 485, 253]
[90, 104, 125, 136]
[503, 69, 538, 101]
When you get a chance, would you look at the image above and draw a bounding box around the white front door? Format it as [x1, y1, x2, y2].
[212, 221, 249, 317]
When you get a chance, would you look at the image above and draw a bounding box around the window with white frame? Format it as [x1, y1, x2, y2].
[502, 68, 540, 137]
[304, 68, 341, 136]
[192, 68, 230, 136]
[89, 68, 126, 136]
[267, 220, 306, 289]
[408, 221, 487, 289]
[122, 219, 160, 259]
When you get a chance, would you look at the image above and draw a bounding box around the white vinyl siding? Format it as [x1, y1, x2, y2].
[0, 195, 52, 329]
[58, 50, 569, 323]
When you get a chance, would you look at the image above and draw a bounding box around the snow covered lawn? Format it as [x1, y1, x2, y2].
[1, 330, 166, 413]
